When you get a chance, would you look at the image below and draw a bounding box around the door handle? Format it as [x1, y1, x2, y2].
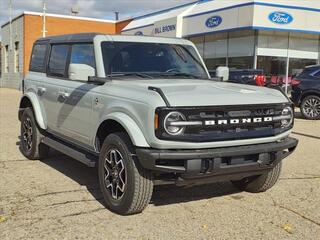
[58, 91, 70, 100]
[37, 87, 46, 96]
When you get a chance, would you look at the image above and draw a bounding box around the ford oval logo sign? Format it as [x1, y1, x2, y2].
[134, 31, 143, 36]
[269, 12, 293, 24]
[205, 16, 222, 28]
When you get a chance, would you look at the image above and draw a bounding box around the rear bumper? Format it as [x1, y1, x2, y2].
[136, 137, 298, 183]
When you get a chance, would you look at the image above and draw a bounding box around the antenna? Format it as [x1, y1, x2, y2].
[71, 6, 79, 16]
[42, 0, 47, 37]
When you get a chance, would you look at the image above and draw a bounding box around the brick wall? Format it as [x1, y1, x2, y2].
[23, 14, 118, 75]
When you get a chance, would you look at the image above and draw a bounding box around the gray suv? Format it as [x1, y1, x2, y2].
[19, 33, 298, 215]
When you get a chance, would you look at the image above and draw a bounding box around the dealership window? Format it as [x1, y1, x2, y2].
[289, 58, 317, 76]
[258, 31, 289, 50]
[257, 56, 286, 76]
[189, 36, 204, 57]
[14, 42, 19, 73]
[204, 32, 228, 59]
[228, 30, 255, 57]
[205, 58, 226, 70]
[289, 33, 319, 52]
[228, 57, 254, 69]
[48, 45, 69, 77]
[5, 45, 9, 73]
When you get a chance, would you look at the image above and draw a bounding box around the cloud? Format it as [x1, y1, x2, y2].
[0, 0, 196, 26]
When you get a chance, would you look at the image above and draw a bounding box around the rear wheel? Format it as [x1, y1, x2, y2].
[20, 108, 49, 159]
[98, 132, 153, 215]
[300, 95, 320, 120]
[232, 162, 282, 193]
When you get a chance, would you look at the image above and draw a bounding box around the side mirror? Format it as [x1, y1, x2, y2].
[68, 63, 95, 81]
[216, 66, 229, 81]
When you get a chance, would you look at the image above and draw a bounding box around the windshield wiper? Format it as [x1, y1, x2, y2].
[157, 72, 201, 79]
[108, 72, 154, 79]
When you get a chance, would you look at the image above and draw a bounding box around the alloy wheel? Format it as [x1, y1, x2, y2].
[302, 97, 320, 118]
[22, 117, 33, 152]
[104, 149, 126, 200]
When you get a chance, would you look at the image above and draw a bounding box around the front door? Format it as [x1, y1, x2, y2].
[48, 43, 96, 147]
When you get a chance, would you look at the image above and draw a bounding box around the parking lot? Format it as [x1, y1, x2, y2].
[0, 88, 319, 240]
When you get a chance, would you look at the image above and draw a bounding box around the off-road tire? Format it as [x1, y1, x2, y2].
[300, 95, 320, 120]
[20, 107, 49, 160]
[231, 162, 282, 193]
[98, 132, 153, 215]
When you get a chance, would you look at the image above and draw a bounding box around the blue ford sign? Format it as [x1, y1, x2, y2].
[268, 12, 293, 24]
[205, 16, 222, 28]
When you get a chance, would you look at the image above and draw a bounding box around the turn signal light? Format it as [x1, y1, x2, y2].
[154, 113, 159, 130]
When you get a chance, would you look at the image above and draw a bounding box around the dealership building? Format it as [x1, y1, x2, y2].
[122, 0, 320, 76]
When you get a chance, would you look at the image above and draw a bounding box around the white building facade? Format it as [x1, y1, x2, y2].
[122, 0, 320, 76]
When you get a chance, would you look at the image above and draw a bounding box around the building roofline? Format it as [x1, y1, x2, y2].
[1, 11, 131, 28]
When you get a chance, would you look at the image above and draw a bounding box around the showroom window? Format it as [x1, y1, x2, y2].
[228, 30, 255, 57]
[257, 56, 286, 76]
[204, 58, 226, 71]
[289, 58, 317, 76]
[188, 36, 204, 57]
[258, 30, 289, 50]
[228, 56, 254, 69]
[204, 32, 228, 59]
[289, 32, 319, 52]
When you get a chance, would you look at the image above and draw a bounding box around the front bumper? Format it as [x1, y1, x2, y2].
[136, 137, 298, 183]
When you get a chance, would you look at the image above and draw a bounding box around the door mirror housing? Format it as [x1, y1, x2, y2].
[68, 63, 95, 81]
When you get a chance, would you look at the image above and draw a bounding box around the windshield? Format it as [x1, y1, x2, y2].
[101, 41, 209, 79]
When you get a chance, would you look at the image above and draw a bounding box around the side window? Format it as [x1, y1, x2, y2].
[30, 44, 47, 72]
[48, 44, 69, 77]
[68, 44, 95, 81]
[313, 70, 320, 78]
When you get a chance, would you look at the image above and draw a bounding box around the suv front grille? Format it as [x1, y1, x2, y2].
[155, 103, 292, 142]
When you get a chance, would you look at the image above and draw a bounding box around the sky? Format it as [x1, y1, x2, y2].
[0, 0, 196, 26]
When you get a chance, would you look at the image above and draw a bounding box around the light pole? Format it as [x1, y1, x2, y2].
[42, 0, 47, 37]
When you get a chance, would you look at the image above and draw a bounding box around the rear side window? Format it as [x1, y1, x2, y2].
[48, 44, 69, 77]
[30, 44, 47, 72]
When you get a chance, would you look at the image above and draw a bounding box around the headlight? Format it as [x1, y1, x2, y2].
[164, 111, 186, 135]
[281, 106, 293, 128]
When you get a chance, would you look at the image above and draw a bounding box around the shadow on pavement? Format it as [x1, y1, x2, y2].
[36, 149, 240, 207]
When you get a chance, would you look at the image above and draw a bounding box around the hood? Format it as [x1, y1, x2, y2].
[114, 79, 289, 107]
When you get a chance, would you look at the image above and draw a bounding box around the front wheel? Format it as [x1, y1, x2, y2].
[232, 162, 282, 193]
[300, 95, 320, 120]
[98, 132, 153, 215]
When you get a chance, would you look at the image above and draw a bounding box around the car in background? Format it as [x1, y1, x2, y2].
[209, 69, 266, 86]
[291, 65, 320, 120]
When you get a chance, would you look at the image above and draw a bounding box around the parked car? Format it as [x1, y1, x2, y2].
[19, 33, 298, 215]
[291, 65, 320, 120]
[209, 69, 266, 86]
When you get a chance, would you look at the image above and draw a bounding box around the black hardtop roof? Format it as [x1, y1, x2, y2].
[35, 32, 102, 44]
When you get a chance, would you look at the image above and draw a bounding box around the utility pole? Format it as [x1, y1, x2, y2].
[9, 0, 13, 50]
[42, 0, 47, 37]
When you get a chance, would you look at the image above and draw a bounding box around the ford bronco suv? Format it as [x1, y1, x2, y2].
[19, 33, 298, 215]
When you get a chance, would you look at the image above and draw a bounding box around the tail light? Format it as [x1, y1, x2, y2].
[291, 78, 301, 87]
[255, 75, 266, 86]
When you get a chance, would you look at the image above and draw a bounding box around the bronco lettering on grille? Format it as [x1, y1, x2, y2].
[205, 117, 273, 126]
